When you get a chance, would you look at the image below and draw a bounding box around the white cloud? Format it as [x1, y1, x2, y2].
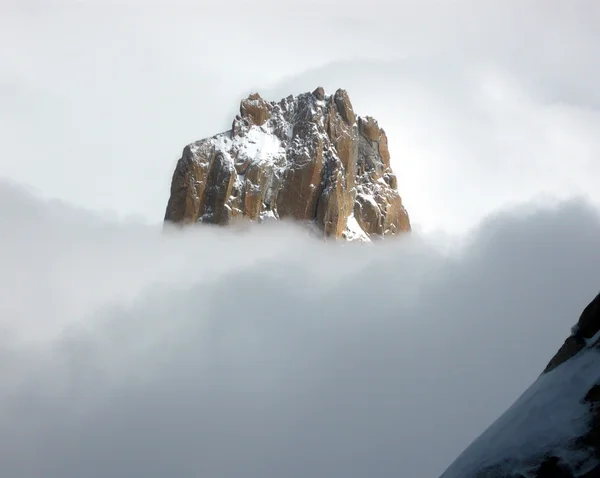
[1, 181, 599, 477]
[1, 0, 599, 233]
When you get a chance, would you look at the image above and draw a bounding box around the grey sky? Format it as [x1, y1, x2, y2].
[1, 0, 599, 232]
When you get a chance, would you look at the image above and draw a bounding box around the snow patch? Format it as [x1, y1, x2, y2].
[344, 214, 371, 242]
[358, 192, 379, 210]
[259, 209, 277, 222]
[211, 127, 285, 167]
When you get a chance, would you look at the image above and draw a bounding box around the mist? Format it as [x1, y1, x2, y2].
[0, 181, 599, 477]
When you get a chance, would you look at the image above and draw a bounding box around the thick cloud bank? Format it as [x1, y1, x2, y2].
[1, 181, 600, 477]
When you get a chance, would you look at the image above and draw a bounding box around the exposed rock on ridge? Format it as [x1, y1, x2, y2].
[164, 88, 410, 240]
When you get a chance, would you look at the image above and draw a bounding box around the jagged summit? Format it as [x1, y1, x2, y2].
[164, 88, 410, 240]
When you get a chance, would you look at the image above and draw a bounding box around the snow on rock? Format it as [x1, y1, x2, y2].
[440, 292, 600, 478]
[164, 88, 411, 240]
[343, 214, 371, 242]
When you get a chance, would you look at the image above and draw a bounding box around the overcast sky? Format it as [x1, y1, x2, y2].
[1, 1, 600, 477]
[1, 0, 599, 232]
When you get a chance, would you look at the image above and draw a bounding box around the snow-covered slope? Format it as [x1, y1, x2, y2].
[440, 293, 600, 478]
[164, 88, 410, 240]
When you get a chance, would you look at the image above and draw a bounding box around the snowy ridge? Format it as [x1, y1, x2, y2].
[441, 341, 600, 477]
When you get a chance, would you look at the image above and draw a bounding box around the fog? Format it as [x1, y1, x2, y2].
[1, 180, 599, 477]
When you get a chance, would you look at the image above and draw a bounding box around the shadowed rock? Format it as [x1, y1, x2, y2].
[544, 292, 600, 374]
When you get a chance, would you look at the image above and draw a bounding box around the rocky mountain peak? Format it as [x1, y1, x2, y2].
[164, 88, 411, 240]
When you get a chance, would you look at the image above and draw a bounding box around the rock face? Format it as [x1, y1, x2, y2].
[440, 292, 600, 478]
[164, 88, 410, 240]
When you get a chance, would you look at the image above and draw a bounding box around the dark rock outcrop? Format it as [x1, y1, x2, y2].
[164, 88, 410, 240]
